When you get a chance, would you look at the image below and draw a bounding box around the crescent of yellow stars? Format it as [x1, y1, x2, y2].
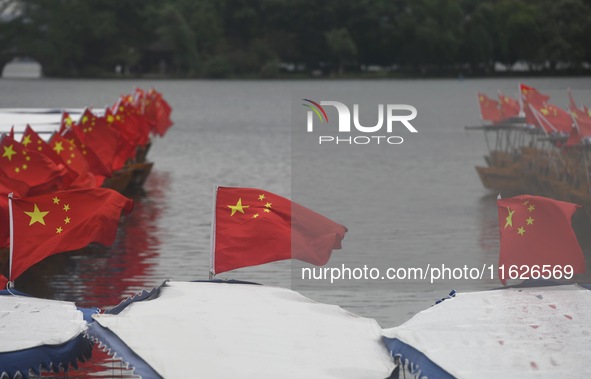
[25, 204, 49, 226]
[505, 200, 535, 236]
[228, 194, 274, 218]
[228, 198, 249, 216]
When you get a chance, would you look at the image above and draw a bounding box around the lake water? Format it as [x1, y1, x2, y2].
[1, 77, 591, 377]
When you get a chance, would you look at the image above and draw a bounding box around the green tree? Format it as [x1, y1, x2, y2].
[325, 28, 357, 75]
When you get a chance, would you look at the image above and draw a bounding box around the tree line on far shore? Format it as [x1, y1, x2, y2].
[1, 0, 591, 78]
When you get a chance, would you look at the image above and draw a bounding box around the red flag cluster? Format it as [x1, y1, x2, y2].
[477, 91, 521, 123]
[477, 83, 591, 145]
[0, 88, 173, 287]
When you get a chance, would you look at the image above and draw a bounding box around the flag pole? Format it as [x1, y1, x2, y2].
[209, 185, 218, 280]
[7, 193, 14, 288]
[518, 82, 525, 117]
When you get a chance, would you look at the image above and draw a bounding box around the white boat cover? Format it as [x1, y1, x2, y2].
[0, 110, 81, 129]
[0, 108, 108, 132]
[0, 295, 87, 353]
[383, 284, 591, 379]
[0, 293, 92, 379]
[91, 281, 394, 379]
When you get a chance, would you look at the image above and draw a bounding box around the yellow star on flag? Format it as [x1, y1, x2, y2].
[264, 202, 272, 209]
[22, 135, 32, 147]
[56, 227, 63, 234]
[52, 197, 60, 204]
[258, 194, 265, 201]
[63, 204, 70, 212]
[528, 204, 535, 212]
[517, 227, 526, 236]
[505, 207, 514, 228]
[64, 217, 71, 224]
[53, 141, 64, 154]
[526, 217, 534, 225]
[263, 208, 271, 213]
[2, 144, 16, 161]
[24, 204, 49, 226]
[252, 213, 259, 219]
[228, 198, 249, 216]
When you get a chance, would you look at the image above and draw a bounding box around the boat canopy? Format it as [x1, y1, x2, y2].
[0, 290, 94, 379]
[90, 280, 394, 379]
[383, 283, 591, 379]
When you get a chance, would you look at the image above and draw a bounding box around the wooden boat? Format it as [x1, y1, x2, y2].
[101, 166, 134, 193]
[475, 165, 523, 194]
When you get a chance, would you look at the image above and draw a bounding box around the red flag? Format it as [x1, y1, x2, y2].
[60, 111, 76, 131]
[0, 197, 9, 248]
[213, 186, 347, 275]
[110, 102, 151, 148]
[9, 188, 133, 281]
[74, 108, 122, 172]
[0, 135, 71, 193]
[145, 89, 173, 136]
[498, 92, 520, 119]
[520, 84, 550, 107]
[477, 93, 502, 123]
[568, 89, 578, 110]
[49, 134, 96, 189]
[22, 125, 63, 164]
[497, 195, 585, 285]
[63, 129, 112, 178]
[566, 106, 591, 146]
[0, 175, 29, 198]
[60, 111, 112, 178]
[103, 108, 137, 170]
[0, 176, 30, 249]
[530, 103, 572, 134]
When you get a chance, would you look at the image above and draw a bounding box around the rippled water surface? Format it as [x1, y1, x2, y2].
[1, 77, 591, 377]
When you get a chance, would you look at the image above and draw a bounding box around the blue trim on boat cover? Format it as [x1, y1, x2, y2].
[0, 290, 96, 378]
[88, 322, 163, 379]
[0, 333, 92, 379]
[382, 337, 455, 379]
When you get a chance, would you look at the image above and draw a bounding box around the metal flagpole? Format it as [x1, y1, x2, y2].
[7, 193, 14, 288]
[209, 185, 218, 280]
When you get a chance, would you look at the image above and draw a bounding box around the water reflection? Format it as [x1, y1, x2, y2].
[477, 194, 502, 256]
